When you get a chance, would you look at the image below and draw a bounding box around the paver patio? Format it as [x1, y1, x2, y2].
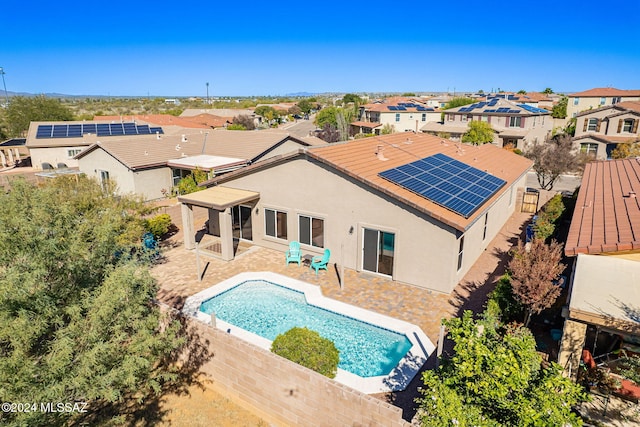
[150, 191, 554, 420]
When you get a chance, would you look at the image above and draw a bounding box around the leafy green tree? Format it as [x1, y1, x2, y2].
[402, 92, 416, 97]
[2, 95, 74, 137]
[462, 121, 494, 144]
[518, 89, 527, 94]
[443, 97, 475, 110]
[508, 239, 565, 326]
[315, 106, 339, 128]
[0, 176, 184, 426]
[525, 134, 578, 190]
[145, 213, 173, 238]
[487, 274, 523, 323]
[173, 168, 208, 195]
[543, 88, 554, 94]
[297, 99, 313, 114]
[533, 194, 566, 241]
[552, 96, 568, 119]
[254, 106, 279, 125]
[271, 327, 339, 378]
[288, 105, 302, 116]
[342, 93, 363, 106]
[416, 304, 586, 426]
[611, 140, 640, 159]
[381, 123, 394, 135]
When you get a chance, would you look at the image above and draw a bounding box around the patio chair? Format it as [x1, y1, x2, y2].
[285, 241, 302, 265]
[310, 249, 331, 275]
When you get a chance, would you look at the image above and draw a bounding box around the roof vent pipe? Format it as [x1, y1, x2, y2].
[181, 134, 187, 143]
[156, 131, 161, 140]
[375, 145, 388, 161]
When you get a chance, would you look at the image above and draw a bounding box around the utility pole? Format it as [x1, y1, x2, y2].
[0, 67, 9, 106]
[206, 82, 210, 104]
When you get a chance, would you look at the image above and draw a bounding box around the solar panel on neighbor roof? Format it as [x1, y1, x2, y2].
[35, 122, 164, 139]
[378, 153, 506, 218]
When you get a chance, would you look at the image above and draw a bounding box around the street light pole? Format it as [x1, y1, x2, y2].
[0, 67, 8, 106]
[206, 82, 209, 104]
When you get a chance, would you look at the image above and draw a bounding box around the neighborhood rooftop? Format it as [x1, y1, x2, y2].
[565, 158, 640, 256]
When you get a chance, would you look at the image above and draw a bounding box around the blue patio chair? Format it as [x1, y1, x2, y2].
[286, 241, 302, 265]
[310, 249, 331, 275]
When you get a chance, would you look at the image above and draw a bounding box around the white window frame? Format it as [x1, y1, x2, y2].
[573, 97, 580, 106]
[395, 113, 400, 122]
[600, 97, 606, 105]
[67, 148, 82, 158]
[622, 119, 634, 133]
[421, 113, 426, 122]
[298, 214, 324, 248]
[580, 143, 598, 156]
[264, 208, 288, 240]
[509, 116, 522, 127]
[587, 118, 599, 132]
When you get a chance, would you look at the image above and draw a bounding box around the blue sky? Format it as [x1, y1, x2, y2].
[2, 0, 639, 96]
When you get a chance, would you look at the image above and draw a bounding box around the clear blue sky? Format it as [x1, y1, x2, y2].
[2, 0, 639, 97]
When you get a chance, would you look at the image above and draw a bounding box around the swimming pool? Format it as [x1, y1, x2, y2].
[183, 272, 434, 393]
[199, 279, 412, 377]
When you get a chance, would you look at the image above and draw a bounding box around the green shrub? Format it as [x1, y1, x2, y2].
[227, 123, 246, 130]
[145, 213, 172, 238]
[534, 194, 566, 241]
[271, 327, 339, 378]
[487, 274, 523, 323]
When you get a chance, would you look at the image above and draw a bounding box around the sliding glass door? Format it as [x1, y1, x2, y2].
[362, 228, 394, 276]
[232, 205, 253, 241]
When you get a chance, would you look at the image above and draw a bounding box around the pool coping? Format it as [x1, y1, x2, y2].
[182, 271, 435, 394]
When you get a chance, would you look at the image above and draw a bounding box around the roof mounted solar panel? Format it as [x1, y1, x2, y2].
[82, 123, 97, 134]
[137, 125, 151, 134]
[110, 123, 125, 135]
[378, 153, 506, 218]
[36, 125, 54, 138]
[149, 127, 164, 134]
[52, 125, 68, 138]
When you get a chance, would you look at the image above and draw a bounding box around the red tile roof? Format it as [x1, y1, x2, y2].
[565, 159, 640, 256]
[306, 133, 532, 231]
[569, 88, 640, 97]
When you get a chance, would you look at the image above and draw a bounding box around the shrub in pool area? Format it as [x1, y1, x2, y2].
[271, 327, 339, 378]
[145, 213, 172, 238]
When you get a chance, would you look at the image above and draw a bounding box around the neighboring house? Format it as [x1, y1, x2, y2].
[566, 87, 640, 119]
[178, 132, 532, 294]
[25, 120, 164, 170]
[558, 158, 640, 378]
[425, 96, 553, 150]
[75, 129, 321, 201]
[572, 101, 640, 159]
[352, 97, 441, 135]
[0, 138, 27, 168]
[181, 108, 259, 127]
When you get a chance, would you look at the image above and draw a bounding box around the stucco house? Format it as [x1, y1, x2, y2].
[178, 132, 532, 294]
[572, 101, 640, 159]
[351, 97, 441, 135]
[423, 96, 553, 150]
[566, 87, 640, 119]
[75, 129, 320, 201]
[558, 158, 640, 378]
[25, 120, 168, 170]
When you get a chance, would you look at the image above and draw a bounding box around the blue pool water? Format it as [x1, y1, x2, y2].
[199, 280, 412, 377]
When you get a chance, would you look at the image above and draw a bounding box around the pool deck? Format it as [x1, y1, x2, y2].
[150, 194, 551, 417]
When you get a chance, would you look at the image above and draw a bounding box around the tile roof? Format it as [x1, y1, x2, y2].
[76, 130, 307, 170]
[573, 134, 638, 144]
[615, 101, 640, 113]
[565, 158, 640, 256]
[306, 133, 532, 231]
[350, 121, 382, 128]
[569, 87, 640, 97]
[446, 98, 549, 115]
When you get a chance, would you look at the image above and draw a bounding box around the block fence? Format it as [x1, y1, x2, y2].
[180, 312, 410, 426]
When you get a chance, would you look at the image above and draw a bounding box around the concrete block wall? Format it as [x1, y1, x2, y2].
[187, 317, 409, 426]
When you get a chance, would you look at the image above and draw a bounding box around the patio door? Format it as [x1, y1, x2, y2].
[362, 228, 394, 276]
[232, 205, 253, 241]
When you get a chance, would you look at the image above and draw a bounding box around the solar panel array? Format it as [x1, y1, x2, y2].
[36, 123, 164, 139]
[387, 103, 434, 112]
[378, 153, 506, 218]
[516, 104, 548, 114]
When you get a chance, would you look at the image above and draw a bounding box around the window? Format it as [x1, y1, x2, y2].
[299, 215, 324, 248]
[613, 97, 621, 104]
[67, 148, 82, 158]
[265, 208, 287, 240]
[600, 97, 606, 105]
[482, 213, 489, 241]
[622, 119, 635, 133]
[395, 113, 400, 122]
[461, 115, 468, 122]
[587, 118, 599, 132]
[509, 116, 522, 127]
[573, 97, 579, 105]
[421, 113, 426, 122]
[99, 170, 110, 191]
[481, 115, 488, 122]
[457, 235, 464, 271]
[447, 114, 454, 122]
[580, 143, 598, 157]
[172, 168, 192, 187]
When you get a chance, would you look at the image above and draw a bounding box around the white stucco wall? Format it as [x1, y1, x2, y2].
[30, 145, 89, 170]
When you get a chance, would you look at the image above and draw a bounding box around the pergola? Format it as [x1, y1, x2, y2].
[178, 186, 260, 262]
